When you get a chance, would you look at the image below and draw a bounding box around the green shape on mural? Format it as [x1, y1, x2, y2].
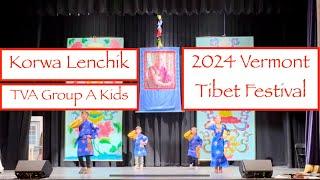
[117, 142, 122, 149]
[109, 145, 117, 153]
[72, 138, 77, 148]
[68, 127, 73, 134]
[81, 38, 88, 44]
[68, 38, 75, 46]
[113, 122, 121, 133]
[104, 39, 110, 45]
[99, 137, 111, 144]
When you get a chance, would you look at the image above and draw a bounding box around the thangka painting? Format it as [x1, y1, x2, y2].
[67, 37, 124, 48]
[64, 111, 123, 161]
[139, 47, 181, 112]
[196, 111, 255, 161]
[196, 36, 254, 47]
[144, 50, 176, 89]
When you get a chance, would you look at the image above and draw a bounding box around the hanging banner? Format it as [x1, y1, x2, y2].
[139, 47, 181, 112]
[196, 36, 254, 47]
[64, 37, 124, 161]
[196, 111, 256, 161]
[64, 111, 123, 161]
[195, 37, 256, 161]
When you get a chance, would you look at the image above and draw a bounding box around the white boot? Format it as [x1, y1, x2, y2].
[78, 167, 86, 174]
[134, 157, 140, 169]
[139, 157, 144, 169]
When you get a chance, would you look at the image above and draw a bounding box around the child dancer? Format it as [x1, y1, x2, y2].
[205, 116, 228, 173]
[184, 127, 203, 167]
[128, 126, 148, 169]
[70, 111, 99, 174]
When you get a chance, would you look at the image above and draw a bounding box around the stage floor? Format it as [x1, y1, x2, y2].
[0, 166, 304, 179]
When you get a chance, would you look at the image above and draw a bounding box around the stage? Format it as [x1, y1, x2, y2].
[0, 166, 305, 179]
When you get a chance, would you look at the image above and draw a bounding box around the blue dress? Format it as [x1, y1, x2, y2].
[207, 124, 228, 167]
[188, 135, 203, 158]
[77, 120, 99, 157]
[134, 134, 148, 157]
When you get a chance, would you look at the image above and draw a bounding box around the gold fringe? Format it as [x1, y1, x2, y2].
[69, 118, 83, 128]
[304, 164, 320, 173]
[313, 165, 320, 173]
[183, 130, 194, 141]
[127, 130, 137, 139]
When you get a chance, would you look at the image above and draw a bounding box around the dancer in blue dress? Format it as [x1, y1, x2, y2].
[205, 116, 229, 173]
[128, 126, 148, 169]
[70, 111, 99, 174]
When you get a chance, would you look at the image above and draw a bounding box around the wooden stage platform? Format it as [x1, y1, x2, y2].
[0, 166, 306, 179]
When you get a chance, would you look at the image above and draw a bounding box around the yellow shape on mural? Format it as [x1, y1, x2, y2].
[219, 111, 233, 117]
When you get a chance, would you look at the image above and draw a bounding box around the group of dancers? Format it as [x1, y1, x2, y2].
[71, 111, 229, 174]
[0, 111, 228, 174]
[0, 111, 316, 179]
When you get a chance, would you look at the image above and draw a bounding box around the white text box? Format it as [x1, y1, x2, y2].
[1, 49, 138, 80]
[1, 84, 138, 110]
[183, 48, 318, 110]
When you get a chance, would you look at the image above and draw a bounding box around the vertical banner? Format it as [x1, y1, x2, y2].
[139, 47, 181, 112]
[196, 111, 256, 160]
[195, 36, 255, 161]
[196, 36, 254, 47]
[65, 37, 124, 161]
[65, 111, 123, 161]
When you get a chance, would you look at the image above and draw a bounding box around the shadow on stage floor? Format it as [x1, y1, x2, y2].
[0, 166, 305, 179]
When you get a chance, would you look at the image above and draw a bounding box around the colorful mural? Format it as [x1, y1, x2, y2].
[196, 111, 255, 161]
[67, 37, 124, 48]
[64, 111, 123, 161]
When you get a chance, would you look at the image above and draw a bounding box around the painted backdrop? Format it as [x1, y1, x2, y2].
[67, 37, 124, 48]
[195, 37, 255, 161]
[65, 37, 124, 161]
[196, 36, 254, 47]
[67, 37, 124, 84]
[64, 111, 123, 161]
[196, 111, 255, 161]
